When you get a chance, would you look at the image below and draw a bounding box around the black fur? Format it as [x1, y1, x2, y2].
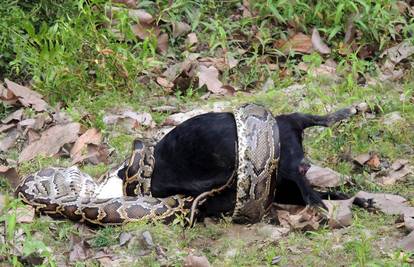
[119, 107, 357, 220]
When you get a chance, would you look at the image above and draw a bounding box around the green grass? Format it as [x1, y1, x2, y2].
[1, 0, 414, 266]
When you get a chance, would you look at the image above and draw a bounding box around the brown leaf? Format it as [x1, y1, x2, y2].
[353, 153, 371, 165]
[311, 28, 331, 54]
[27, 129, 41, 144]
[306, 165, 348, 188]
[398, 230, 414, 251]
[119, 232, 132, 246]
[0, 129, 19, 152]
[72, 144, 110, 165]
[198, 65, 232, 95]
[344, 18, 356, 44]
[103, 110, 155, 130]
[131, 23, 160, 40]
[157, 33, 169, 54]
[70, 128, 102, 159]
[128, 9, 154, 24]
[355, 191, 414, 216]
[2, 109, 23, 123]
[274, 33, 313, 54]
[5, 80, 48, 112]
[0, 123, 16, 133]
[276, 206, 320, 231]
[366, 153, 381, 169]
[184, 254, 211, 267]
[156, 77, 175, 91]
[8, 206, 35, 223]
[380, 41, 414, 64]
[19, 122, 81, 162]
[323, 198, 354, 228]
[69, 235, 92, 262]
[186, 33, 198, 48]
[377, 162, 412, 186]
[0, 165, 20, 189]
[172, 22, 191, 38]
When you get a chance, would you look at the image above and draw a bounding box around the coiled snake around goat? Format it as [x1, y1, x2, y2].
[15, 104, 280, 226]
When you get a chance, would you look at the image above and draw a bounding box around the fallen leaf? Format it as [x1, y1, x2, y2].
[398, 231, 414, 251]
[0, 129, 19, 152]
[344, 18, 356, 44]
[306, 165, 348, 188]
[156, 77, 174, 91]
[311, 28, 331, 54]
[19, 122, 81, 162]
[5, 80, 48, 112]
[0, 165, 20, 189]
[0, 83, 18, 105]
[26, 129, 41, 144]
[108, 7, 154, 24]
[377, 161, 412, 185]
[119, 232, 132, 246]
[70, 128, 102, 159]
[0, 123, 16, 133]
[274, 33, 313, 54]
[323, 198, 354, 228]
[186, 33, 198, 48]
[131, 23, 160, 40]
[8, 206, 35, 223]
[72, 144, 110, 165]
[172, 22, 191, 38]
[366, 153, 381, 169]
[353, 153, 371, 165]
[157, 33, 169, 54]
[383, 111, 405, 126]
[69, 235, 92, 262]
[1, 109, 23, 123]
[184, 254, 211, 267]
[275, 206, 320, 231]
[355, 191, 414, 216]
[198, 65, 232, 95]
[380, 41, 414, 64]
[103, 110, 155, 131]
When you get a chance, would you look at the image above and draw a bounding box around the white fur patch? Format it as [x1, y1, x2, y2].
[96, 172, 123, 199]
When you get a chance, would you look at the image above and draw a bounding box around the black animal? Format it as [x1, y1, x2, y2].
[118, 106, 357, 221]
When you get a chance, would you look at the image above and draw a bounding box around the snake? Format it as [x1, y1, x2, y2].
[15, 104, 280, 226]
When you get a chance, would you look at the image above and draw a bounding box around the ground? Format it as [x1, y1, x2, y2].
[1, 1, 414, 266]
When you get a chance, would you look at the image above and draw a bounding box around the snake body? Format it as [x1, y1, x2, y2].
[15, 104, 280, 225]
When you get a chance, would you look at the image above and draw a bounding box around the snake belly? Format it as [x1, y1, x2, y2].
[15, 104, 279, 225]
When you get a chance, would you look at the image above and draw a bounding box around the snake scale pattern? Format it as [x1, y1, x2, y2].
[15, 104, 280, 225]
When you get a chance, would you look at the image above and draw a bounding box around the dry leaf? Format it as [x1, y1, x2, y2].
[198, 65, 232, 95]
[353, 153, 371, 165]
[103, 110, 155, 130]
[383, 111, 405, 126]
[398, 231, 414, 251]
[72, 144, 110, 165]
[184, 254, 211, 267]
[69, 235, 92, 262]
[323, 198, 354, 228]
[380, 41, 414, 64]
[0, 123, 16, 133]
[355, 191, 414, 216]
[306, 165, 347, 188]
[70, 128, 102, 160]
[377, 160, 412, 185]
[157, 33, 169, 54]
[5, 80, 48, 112]
[274, 33, 313, 54]
[0, 165, 20, 189]
[108, 7, 153, 24]
[0, 129, 19, 152]
[172, 22, 191, 38]
[186, 33, 198, 47]
[8, 206, 35, 223]
[119, 232, 132, 246]
[366, 153, 381, 169]
[131, 23, 160, 40]
[2, 109, 23, 123]
[156, 77, 174, 90]
[311, 28, 331, 54]
[275, 206, 320, 231]
[19, 122, 81, 162]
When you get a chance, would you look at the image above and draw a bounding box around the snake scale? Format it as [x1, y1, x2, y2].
[15, 104, 280, 226]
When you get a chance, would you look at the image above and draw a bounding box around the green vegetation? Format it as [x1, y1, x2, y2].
[1, 0, 414, 266]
